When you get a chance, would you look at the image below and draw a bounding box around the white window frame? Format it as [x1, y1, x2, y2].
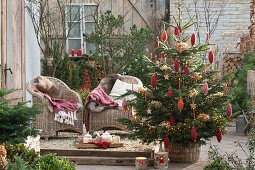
[65, 3, 97, 56]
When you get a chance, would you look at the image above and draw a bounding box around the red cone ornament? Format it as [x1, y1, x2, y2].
[175, 27, 179, 35]
[169, 116, 175, 125]
[226, 103, 232, 118]
[122, 99, 127, 111]
[217, 129, 222, 142]
[151, 75, 157, 89]
[208, 51, 214, 64]
[157, 36, 159, 48]
[183, 66, 190, 75]
[167, 90, 173, 99]
[174, 59, 180, 72]
[164, 136, 169, 148]
[178, 97, 184, 112]
[191, 127, 197, 142]
[161, 30, 167, 42]
[191, 33, 196, 46]
[203, 81, 208, 95]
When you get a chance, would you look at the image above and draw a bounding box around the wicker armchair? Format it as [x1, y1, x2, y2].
[26, 76, 83, 140]
[87, 74, 143, 134]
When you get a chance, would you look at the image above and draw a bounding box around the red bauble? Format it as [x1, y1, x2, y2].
[191, 33, 196, 46]
[175, 27, 179, 35]
[203, 81, 208, 95]
[161, 30, 167, 42]
[178, 97, 184, 112]
[151, 75, 157, 89]
[169, 116, 175, 125]
[208, 51, 214, 64]
[167, 90, 173, 99]
[217, 129, 222, 142]
[122, 99, 127, 111]
[174, 59, 180, 72]
[183, 66, 190, 75]
[191, 127, 197, 142]
[226, 103, 232, 118]
[164, 136, 169, 148]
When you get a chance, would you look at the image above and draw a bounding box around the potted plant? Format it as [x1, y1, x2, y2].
[118, 3, 231, 163]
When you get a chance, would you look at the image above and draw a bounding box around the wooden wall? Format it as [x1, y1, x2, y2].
[1, 0, 25, 103]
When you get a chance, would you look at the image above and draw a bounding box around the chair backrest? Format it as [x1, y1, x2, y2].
[98, 74, 143, 95]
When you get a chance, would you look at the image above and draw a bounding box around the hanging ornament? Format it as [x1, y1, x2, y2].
[164, 74, 169, 80]
[217, 129, 222, 142]
[203, 81, 208, 95]
[178, 97, 184, 112]
[208, 51, 214, 64]
[151, 75, 157, 89]
[164, 136, 169, 148]
[161, 30, 167, 42]
[157, 36, 159, 48]
[167, 90, 173, 99]
[169, 116, 175, 125]
[174, 59, 180, 72]
[207, 32, 209, 44]
[179, 78, 181, 90]
[225, 84, 228, 96]
[122, 99, 127, 111]
[147, 108, 152, 114]
[191, 127, 197, 142]
[175, 27, 179, 35]
[191, 32, 196, 46]
[190, 103, 197, 110]
[183, 66, 190, 75]
[226, 103, 232, 118]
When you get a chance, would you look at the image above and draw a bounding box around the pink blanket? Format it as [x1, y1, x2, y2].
[85, 87, 118, 131]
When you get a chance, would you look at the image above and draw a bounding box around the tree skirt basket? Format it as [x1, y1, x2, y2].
[168, 143, 201, 163]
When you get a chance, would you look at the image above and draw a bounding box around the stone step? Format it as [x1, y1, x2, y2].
[63, 156, 154, 166]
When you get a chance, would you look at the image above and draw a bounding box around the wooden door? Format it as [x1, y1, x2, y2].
[1, 0, 25, 103]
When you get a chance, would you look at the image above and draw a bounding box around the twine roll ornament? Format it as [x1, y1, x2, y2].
[203, 81, 208, 95]
[217, 129, 222, 142]
[161, 30, 167, 42]
[191, 32, 196, 46]
[208, 51, 214, 64]
[174, 59, 180, 72]
[151, 75, 157, 89]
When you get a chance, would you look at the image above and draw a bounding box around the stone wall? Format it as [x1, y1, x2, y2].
[170, 0, 250, 70]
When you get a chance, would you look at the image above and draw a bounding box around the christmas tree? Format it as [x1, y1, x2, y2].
[119, 4, 232, 147]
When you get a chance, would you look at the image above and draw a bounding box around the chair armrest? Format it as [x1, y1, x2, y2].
[62, 90, 82, 104]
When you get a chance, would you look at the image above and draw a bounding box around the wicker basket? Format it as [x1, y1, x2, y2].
[168, 143, 201, 163]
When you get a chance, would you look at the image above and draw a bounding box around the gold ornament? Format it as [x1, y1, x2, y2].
[147, 108, 152, 114]
[164, 74, 169, 80]
[160, 65, 171, 70]
[190, 103, 197, 110]
[197, 113, 210, 121]
[190, 72, 202, 81]
[151, 101, 162, 106]
[212, 92, 224, 97]
[160, 121, 170, 129]
[177, 42, 189, 52]
[188, 89, 198, 98]
[138, 87, 147, 94]
[131, 117, 141, 124]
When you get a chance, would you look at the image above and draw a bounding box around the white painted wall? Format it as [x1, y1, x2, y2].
[25, 9, 40, 106]
[170, 0, 250, 70]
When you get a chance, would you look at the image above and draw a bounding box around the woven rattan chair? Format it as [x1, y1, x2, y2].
[87, 74, 143, 134]
[26, 76, 83, 140]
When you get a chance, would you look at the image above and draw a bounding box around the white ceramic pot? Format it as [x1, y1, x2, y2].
[83, 133, 92, 143]
[101, 131, 112, 142]
[112, 135, 120, 144]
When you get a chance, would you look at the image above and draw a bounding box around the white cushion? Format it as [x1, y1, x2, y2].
[109, 79, 139, 97]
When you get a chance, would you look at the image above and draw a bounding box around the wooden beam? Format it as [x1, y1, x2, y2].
[127, 0, 149, 26]
[1, 0, 6, 89]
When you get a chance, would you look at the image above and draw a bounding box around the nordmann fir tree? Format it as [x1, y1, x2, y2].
[118, 6, 232, 147]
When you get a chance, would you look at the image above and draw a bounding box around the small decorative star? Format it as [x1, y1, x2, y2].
[160, 56, 166, 62]
[147, 108, 152, 114]
[190, 103, 197, 109]
[164, 74, 169, 80]
[159, 158, 165, 164]
[189, 59, 194, 64]
[139, 161, 144, 165]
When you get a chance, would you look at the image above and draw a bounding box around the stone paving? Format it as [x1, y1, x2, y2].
[76, 124, 250, 170]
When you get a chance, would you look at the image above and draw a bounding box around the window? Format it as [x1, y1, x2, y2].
[66, 4, 97, 56]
